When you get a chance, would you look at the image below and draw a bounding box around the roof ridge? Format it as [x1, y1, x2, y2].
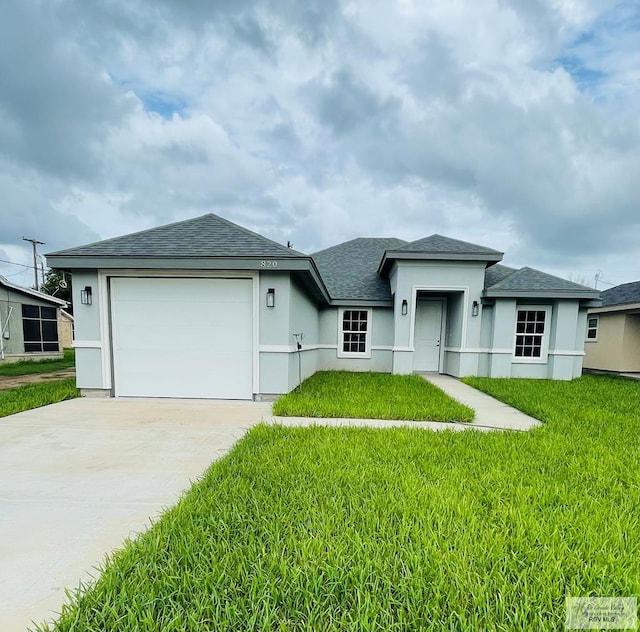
[397, 233, 503, 255]
[212, 214, 306, 256]
[47, 212, 306, 258]
[313, 237, 406, 257]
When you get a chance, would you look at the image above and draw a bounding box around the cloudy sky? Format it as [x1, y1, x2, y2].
[1, 0, 638, 290]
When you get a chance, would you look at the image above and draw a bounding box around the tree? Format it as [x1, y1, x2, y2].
[40, 269, 72, 310]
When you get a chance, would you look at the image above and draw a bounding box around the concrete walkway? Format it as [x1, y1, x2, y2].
[419, 373, 542, 431]
[267, 375, 541, 432]
[1, 383, 538, 630]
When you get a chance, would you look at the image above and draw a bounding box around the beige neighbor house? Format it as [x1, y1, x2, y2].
[58, 310, 74, 348]
[0, 275, 68, 362]
[583, 281, 640, 375]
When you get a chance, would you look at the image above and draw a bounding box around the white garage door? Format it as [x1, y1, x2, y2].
[110, 277, 253, 399]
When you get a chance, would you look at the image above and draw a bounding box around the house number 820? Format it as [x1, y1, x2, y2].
[261, 260, 278, 268]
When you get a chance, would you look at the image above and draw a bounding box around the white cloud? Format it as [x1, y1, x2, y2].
[0, 0, 637, 286]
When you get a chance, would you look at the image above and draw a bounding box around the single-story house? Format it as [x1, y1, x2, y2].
[583, 281, 640, 374]
[46, 213, 600, 399]
[0, 275, 68, 362]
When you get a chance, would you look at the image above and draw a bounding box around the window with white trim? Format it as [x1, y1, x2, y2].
[338, 309, 371, 357]
[514, 307, 549, 362]
[586, 316, 598, 341]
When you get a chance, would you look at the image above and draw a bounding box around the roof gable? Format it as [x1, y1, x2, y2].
[313, 238, 407, 302]
[47, 213, 303, 259]
[378, 233, 503, 275]
[601, 281, 640, 307]
[399, 234, 503, 257]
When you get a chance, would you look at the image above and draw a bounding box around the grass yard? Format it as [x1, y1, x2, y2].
[36, 375, 639, 631]
[272, 370, 474, 422]
[0, 379, 79, 418]
[0, 348, 75, 377]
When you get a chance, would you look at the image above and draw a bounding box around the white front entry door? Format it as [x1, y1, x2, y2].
[413, 300, 443, 372]
[110, 277, 253, 399]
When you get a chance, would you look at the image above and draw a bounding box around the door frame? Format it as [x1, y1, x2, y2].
[408, 285, 470, 374]
[412, 298, 445, 372]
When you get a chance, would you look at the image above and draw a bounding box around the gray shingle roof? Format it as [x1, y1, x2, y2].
[47, 213, 303, 258]
[484, 264, 518, 289]
[398, 234, 503, 256]
[487, 266, 597, 293]
[313, 238, 407, 301]
[600, 281, 640, 307]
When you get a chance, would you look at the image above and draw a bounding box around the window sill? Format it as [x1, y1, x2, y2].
[337, 351, 372, 359]
[512, 356, 549, 364]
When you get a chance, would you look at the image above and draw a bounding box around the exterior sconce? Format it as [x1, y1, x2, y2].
[80, 286, 93, 306]
[266, 288, 275, 308]
[472, 300, 479, 317]
[401, 299, 408, 316]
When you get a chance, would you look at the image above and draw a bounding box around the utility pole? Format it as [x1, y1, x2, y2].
[22, 237, 45, 290]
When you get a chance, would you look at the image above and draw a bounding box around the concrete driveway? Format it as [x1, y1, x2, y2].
[0, 397, 272, 631]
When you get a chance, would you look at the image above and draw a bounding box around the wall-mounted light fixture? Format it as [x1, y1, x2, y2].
[80, 286, 93, 306]
[472, 300, 479, 317]
[401, 299, 408, 316]
[266, 288, 275, 308]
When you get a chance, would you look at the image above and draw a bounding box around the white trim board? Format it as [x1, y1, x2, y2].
[72, 340, 103, 349]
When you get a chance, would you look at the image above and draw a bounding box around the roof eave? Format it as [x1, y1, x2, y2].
[588, 301, 640, 314]
[0, 280, 67, 307]
[46, 254, 309, 271]
[328, 299, 393, 307]
[483, 289, 601, 301]
[378, 251, 503, 275]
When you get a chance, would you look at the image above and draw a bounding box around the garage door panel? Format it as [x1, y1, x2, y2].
[111, 278, 254, 399]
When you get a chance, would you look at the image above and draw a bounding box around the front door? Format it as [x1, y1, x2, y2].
[413, 300, 443, 372]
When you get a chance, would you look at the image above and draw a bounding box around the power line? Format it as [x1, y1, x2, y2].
[22, 237, 45, 290]
[0, 258, 34, 270]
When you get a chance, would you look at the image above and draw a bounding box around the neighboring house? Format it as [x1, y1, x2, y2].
[58, 310, 75, 349]
[46, 213, 600, 399]
[0, 276, 67, 362]
[583, 281, 640, 374]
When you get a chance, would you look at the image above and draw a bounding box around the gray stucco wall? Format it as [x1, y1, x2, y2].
[70, 271, 104, 389]
[287, 277, 319, 391]
[390, 260, 487, 375]
[316, 307, 393, 373]
[478, 298, 587, 380]
[258, 272, 321, 395]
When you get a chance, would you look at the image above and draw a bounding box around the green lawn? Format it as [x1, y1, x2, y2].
[36, 375, 639, 632]
[0, 348, 75, 377]
[0, 379, 80, 418]
[272, 371, 474, 422]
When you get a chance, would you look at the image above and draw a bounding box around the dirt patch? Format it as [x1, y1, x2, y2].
[0, 369, 76, 391]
